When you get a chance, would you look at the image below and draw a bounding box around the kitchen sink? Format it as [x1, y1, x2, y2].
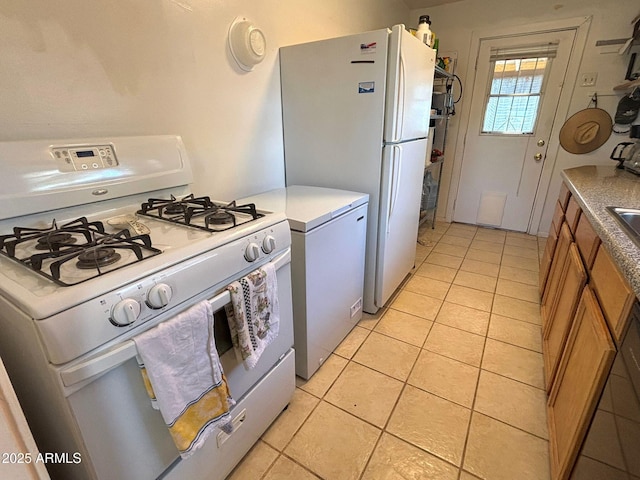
[607, 206, 640, 247]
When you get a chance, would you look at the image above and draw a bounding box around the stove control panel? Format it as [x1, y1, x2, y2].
[244, 232, 279, 263]
[52, 144, 119, 172]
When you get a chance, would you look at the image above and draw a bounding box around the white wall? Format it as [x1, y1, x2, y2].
[411, 0, 639, 235]
[0, 0, 410, 200]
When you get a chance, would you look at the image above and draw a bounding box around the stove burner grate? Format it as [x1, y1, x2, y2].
[0, 217, 162, 286]
[138, 194, 263, 232]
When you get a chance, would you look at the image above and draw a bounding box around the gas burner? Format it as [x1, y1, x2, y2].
[76, 247, 122, 269]
[206, 210, 236, 227]
[163, 203, 188, 215]
[36, 232, 78, 250]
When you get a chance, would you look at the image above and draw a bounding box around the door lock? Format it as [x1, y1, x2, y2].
[537, 139, 546, 147]
[534, 153, 543, 161]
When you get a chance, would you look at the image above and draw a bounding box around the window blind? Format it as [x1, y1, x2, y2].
[489, 42, 559, 62]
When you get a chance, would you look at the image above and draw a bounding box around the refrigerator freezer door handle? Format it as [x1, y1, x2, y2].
[387, 146, 402, 234]
[394, 54, 406, 141]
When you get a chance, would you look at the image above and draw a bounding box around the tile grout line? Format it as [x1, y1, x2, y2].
[254, 223, 546, 480]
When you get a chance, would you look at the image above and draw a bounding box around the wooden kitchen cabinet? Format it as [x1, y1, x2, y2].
[551, 200, 565, 235]
[539, 226, 559, 295]
[565, 196, 581, 235]
[558, 182, 571, 211]
[540, 193, 567, 295]
[574, 214, 600, 271]
[589, 245, 634, 344]
[547, 285, 616, 480]
[541, 223, 573, 328]
[542, 243, 587, 392]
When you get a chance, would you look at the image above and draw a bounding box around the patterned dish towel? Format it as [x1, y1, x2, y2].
[225, 262, 280, 370]
[134, 300, 235, 459]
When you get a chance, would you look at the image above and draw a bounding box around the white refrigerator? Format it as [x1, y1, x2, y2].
[280, 24, 436, 313]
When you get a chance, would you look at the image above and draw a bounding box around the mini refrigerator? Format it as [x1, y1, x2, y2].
[241, 186, 368, 379]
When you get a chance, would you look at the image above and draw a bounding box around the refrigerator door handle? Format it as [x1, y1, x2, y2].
[394, 53, 406, 141]
[387, 145, 402, 234]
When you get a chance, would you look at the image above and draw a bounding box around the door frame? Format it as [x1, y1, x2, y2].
[445, 16, 592, 234]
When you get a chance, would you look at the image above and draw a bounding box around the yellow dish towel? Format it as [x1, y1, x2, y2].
[134, 300, 235, 459]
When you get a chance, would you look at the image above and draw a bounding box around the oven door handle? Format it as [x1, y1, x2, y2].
[60, 248, 291, 388]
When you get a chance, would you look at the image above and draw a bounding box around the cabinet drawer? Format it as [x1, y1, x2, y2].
[590, 246, 634, 344]
[540, 227, 559, 294]
[543, 243, 587, 392]
[558, 183, 571, 212]
[548, 285, 616, 480]
[565, 196, 581, 236]
[551, 201, 564, 235]
[574, 214, 600, 271]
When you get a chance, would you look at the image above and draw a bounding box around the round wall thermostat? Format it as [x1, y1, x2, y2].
[228, 16, 266, 71]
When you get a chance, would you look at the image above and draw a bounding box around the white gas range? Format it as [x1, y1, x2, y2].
[0, 135, 295, 480]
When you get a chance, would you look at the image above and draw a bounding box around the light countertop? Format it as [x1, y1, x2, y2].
[561, 165, 640, 300]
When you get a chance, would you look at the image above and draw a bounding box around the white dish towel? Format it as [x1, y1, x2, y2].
[134, 300, 234, 459]
[225, 262, 280, 370]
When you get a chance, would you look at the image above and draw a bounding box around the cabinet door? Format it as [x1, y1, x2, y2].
[590, 246, 634, 344]
[547, 285, 616, 480]
[565, 196, 581, 236]
[574, 214, 600, 271]
[543, 243, 587, 392]
[542, 223, 573, 330]
[551, 200, 565, 235]
[539, 226, 559, 294]
[558, 182, 571, 211]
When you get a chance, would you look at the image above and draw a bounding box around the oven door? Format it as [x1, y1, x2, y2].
[56, 249, 293, 480]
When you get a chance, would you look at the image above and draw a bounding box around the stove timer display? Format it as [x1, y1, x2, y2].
[52, 144, 119, 172]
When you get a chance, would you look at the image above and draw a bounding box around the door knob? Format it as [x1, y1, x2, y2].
[537, 139, 546, 147]
[534, 153, 543, 161]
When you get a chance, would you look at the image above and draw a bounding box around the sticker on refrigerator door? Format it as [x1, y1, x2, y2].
[360, 42, 377, 53]
[358, 82, 375, 94]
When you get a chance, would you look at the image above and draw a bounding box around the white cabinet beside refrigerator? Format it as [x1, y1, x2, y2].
[241, 186, 368, 379]
[280, 24, 435, 313]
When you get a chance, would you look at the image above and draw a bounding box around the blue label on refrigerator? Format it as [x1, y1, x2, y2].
[358, 82, 375, 94]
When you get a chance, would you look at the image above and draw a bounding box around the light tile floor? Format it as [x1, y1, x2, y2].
[228, 222, 550, 480]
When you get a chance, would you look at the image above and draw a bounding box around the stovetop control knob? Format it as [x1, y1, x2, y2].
[245, 242, 260, 262]
[262, 235, 276, 254]
[110, 299, 141, 327]
[147, 283, 173, 309]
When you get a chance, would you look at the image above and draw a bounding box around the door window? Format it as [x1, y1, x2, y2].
[481, 43, 558, 135]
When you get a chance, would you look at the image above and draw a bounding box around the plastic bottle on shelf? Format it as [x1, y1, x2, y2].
[416, 15, 435, 48]
[423, 170, 439, 210]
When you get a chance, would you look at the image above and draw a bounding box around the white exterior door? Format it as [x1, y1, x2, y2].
[454, 29, 575, 232]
